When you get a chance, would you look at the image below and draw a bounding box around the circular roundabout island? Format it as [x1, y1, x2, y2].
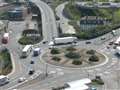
[42, 46, 107, 69]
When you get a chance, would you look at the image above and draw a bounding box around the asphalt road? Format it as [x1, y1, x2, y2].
[1, 0, 120, 90]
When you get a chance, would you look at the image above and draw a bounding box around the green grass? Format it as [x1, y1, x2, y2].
[64, 2, 81, 20]
[0, 49, 12, 75]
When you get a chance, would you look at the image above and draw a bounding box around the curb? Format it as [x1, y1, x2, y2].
[7, 53, 16, 77]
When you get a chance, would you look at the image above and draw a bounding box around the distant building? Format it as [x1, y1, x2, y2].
[8, 6, 28, 20]
[80, 16, 110, 31]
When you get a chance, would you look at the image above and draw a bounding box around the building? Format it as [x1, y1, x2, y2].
[80, 16, 110, 31]
[8, 6, 28, 20]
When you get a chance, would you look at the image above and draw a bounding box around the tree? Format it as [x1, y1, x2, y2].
[69, 0, 75, 5]
[89, 55, 99, 62]
[50, 48, 60, 54]
[86, 50, 96, 55]
[72, 60, 82, 65]
[65, 52, 80, 59]
[52, 56, 61, 62]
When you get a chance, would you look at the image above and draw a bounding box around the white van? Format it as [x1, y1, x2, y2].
[22, 45, 33, 58]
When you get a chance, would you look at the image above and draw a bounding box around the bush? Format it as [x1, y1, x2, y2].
[0, 48, 12, 75]
[66, 46, 76, 51]
[52, 56, 61, 62]
[86, 50, 96, 55]
[89, 55, 99, 62]
[50, 48, 60, 54]
[18, 36, 41, 45]
[92, 77, 104, 85]
[72, 60, 82, 65]
[65, 52, 80, 59]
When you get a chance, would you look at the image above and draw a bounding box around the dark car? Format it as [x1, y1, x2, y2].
[85, 41, 91, 44]
[113, 45, 117, 49]
[42, 41, 48, 44]
[101, 37, 105, 40]
[28, 69, 35, 75]
[30, 60, 34, 64]
[109, 41, 114, 45]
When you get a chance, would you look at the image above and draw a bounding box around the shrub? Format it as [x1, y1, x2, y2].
[50, 48, 60, 54]
[72, 60, 82, 65]
[89, 55, 99, 62]
[18, 36, 41, 45]
[65, 52, 80, 59]
[86, 50, 96, 55]
[92, 76, 104, 85]
[52, 56, 61, 62]
[66, 46, 76, 51]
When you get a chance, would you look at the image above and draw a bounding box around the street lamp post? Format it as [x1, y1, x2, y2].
[45, 64, 48, 77]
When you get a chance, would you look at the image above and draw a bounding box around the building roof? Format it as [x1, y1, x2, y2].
[64, 85, 89, 90]
[80, 16, 106, 25]
[66, 78, 91, 88]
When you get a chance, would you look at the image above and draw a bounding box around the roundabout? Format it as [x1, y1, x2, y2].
[41, 47, 108, 69]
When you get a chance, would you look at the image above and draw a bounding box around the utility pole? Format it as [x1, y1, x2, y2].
[45, 64, 48, 77]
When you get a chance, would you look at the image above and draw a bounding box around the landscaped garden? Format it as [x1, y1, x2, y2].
[0, 48, 12, 75]
[42, 46, 106, 68]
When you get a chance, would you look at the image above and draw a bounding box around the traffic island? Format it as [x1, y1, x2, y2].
[0, 48, 12, 75]
[42, 47, 107, 69]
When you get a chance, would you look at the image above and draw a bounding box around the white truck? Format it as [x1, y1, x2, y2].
[21, 45, 33, 58]
[49, 37, 77, 45]
[0, 75, 9, 86]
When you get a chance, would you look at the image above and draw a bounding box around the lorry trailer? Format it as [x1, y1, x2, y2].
[49, 37, 77, 45]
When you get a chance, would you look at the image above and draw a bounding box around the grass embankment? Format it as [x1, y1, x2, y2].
[63, 2, 120, 39]
[0, 49, 12, 75]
